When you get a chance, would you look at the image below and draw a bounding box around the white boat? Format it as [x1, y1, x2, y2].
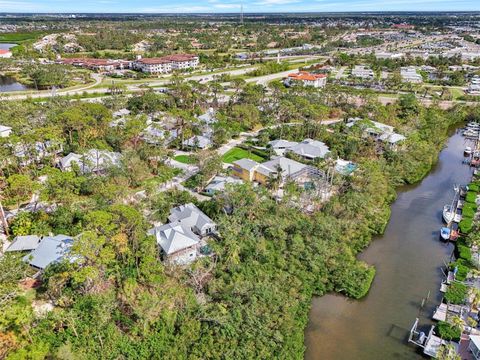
[467, 122, 480, 128]
[465, 146, 473, 156]
[440, 227, 451, 241]
[443, 205, 454, 223]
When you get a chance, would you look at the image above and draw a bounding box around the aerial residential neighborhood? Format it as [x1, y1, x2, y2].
[1, 8, 480, 360]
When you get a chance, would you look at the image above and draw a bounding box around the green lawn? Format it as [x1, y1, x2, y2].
[174, 155, 197, 164]
[222, 147, 265, 163]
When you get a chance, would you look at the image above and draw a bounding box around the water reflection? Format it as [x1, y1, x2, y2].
[305, 131, 473, 360]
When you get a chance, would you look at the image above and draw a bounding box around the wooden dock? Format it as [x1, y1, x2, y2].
[409, 319, 445, 357]
[433, 303, 447, 321]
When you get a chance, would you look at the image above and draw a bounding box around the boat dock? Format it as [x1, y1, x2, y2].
[409, 319, 445, 357]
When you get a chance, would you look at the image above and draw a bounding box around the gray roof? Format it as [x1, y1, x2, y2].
[380, 133, 406, 144]
[113, 108, 130, 117]
[268, 139, 299, 149]
[288, 139, 330, 159]
[23, 235, 73, 269]
[0, 125, 12, 133]
[205, 176, 243, 192]
[233, 158, 259, 171]
[260, 156, 308, 178]
[152, 222, 199, 255]
[183, 135, 212, 149]
[198, 108, 216, 124]
[168, 203, 216, 235]
[60, 152, 82, 170]
[6, 235, 41, 252]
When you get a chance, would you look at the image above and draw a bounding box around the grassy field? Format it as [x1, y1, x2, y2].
[0, 32, 42, 43]
[173, 155, 197, 164]
[222, 147, 265, 163]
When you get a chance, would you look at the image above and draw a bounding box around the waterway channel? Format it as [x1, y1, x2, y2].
[0, 43, 29, 92]
[305, 130, 474, 359]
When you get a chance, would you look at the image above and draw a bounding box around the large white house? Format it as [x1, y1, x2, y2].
[59, 149, 121, 174]
[351, 65, 374, 79]
[149, 203, 216, 265]
[133, 54, 199, 74]
[400, 66, 423, 83]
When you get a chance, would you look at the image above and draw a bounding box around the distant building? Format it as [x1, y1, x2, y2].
[0, 49, 12, 58]
[400, 66, 423, 83]
[59, 58, 131, 71]
[375, 52, 404, 60]
[286, 71, 327, 88]
[346, 118, 406, 150]
[351, 65, 374, 79]
[0, 125, 12, 138]
[467, 76, 480, 95]
[183, 135, 212, 149]
[134, 54, 199, 74]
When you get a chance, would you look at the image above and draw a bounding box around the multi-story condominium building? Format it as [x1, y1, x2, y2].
[351, 65, 374, 79]
[134, 54, 199, 74]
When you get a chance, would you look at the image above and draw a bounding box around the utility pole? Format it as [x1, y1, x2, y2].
[0, 198, 9, 237]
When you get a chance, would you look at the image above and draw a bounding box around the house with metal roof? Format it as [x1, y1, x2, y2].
[287, 139, 330, 160]
[6, 235, 42, 252]
[168, 203, 216, 237]
[150, 222, 200, 265]
[23, 235, 74, 270]
[268, 139, 299, 155]
[204, 176, 243, 195]
[182, 135, 212, 149]
[59, 150, 121, 174]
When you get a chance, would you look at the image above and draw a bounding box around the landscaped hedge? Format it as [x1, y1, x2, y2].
[460, 217, 474, 234]
[462, 202, 477, 218]
[437, 321, 461, 341]
[466, 191, 478, 204]
[444, 282, 468, 304]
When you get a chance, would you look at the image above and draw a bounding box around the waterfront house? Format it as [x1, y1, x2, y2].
[0, 125, 12, 138]
[233, 156, 324, 187]
[346, 118, 406, 150]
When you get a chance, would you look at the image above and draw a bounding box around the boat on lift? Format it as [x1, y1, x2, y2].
[465, 146, 473, 156]
[440, 227, 451, 241]
[443, 185, 460, 223]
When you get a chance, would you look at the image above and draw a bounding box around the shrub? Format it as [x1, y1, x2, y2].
[466, 191, 477, 204]
[444, 282, 467, 304]
[460, 217, 474, 234]
[462, 202, 477, 218]
[468, 183, 480, 192]
[436, 321, 461, 341]
[457, 244, 472, 263]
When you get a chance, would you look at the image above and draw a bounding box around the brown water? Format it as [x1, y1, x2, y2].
[305, 131, 474, 360]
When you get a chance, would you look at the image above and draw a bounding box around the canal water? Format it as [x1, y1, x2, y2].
[0, 43, 29, 92]
[305, 130, 474, 360]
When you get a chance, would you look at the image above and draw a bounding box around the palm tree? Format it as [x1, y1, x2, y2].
[450, 315, 465, 332]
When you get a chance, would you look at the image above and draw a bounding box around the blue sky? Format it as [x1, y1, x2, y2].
[2, 0, 479, 13]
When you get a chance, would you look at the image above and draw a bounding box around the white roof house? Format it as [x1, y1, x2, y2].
[257, 157, 308, 178]
[0, 125, 12, 138]
[268, 139, 299, 155]
[168, 203, 216, 237]
[346, 118, 405, 149]
[6, 235, 42, 252]
[23, 235, 73, 269]
[149, 203, 216, 265]
[60, 150, 121, 174]
[183, 135, 212, 149]
[287, 139, 330, 160]
[151, 222, 200, 259]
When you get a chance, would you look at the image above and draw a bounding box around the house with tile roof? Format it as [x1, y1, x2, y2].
[286, 71, 327, 88]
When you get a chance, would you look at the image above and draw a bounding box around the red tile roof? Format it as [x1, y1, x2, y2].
[0, 49, 11, 55]
[288, 71, 327, 81]
[136, 54, 198, 65]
